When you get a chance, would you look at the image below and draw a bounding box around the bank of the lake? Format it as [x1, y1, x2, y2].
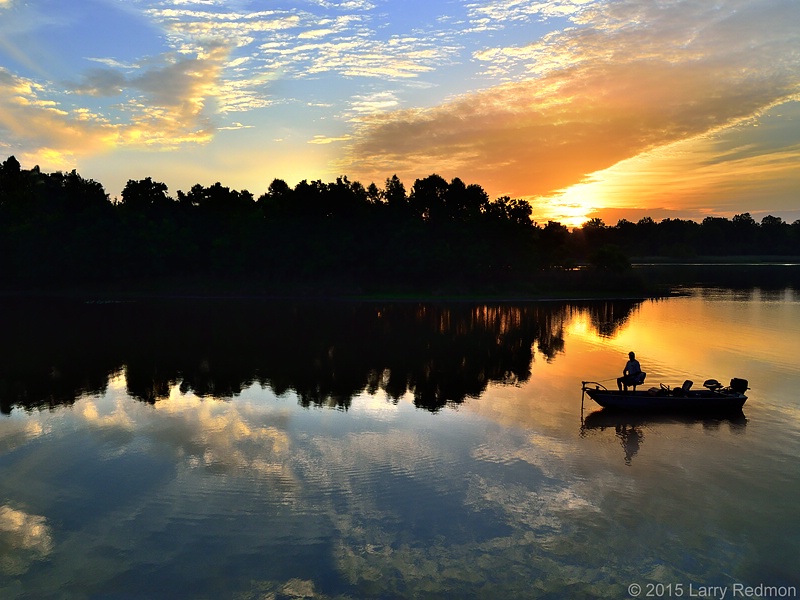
[633, 255, 800, 264]
[0, 265, 657, 303]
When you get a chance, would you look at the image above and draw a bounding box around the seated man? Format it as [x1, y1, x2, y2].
[617, 351, 645, 391]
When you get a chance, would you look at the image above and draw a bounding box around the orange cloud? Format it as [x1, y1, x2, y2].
[0, 69, 117, 164]
[553, 105, 800, 225]
[341, 0, 800, 205]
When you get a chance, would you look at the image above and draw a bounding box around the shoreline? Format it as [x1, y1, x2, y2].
[11, 259, 800, 303]
[632, 256, 800, 265]
[0, 286, 674, 304]
[5, 253, 799, 305]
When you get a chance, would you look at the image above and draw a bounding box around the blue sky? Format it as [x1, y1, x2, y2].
[1, 0, 799, 225]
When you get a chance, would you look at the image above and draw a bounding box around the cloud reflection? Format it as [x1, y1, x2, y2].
[72, 384, 598, 597]
[0, 419, 45, 454]
[78, 387, 298, 489]
[0, 505, 53, 575]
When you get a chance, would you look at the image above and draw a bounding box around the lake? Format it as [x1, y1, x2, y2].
[1, 280, 799, 599]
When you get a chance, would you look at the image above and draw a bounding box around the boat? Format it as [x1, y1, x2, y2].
[581, 378, 748, 412]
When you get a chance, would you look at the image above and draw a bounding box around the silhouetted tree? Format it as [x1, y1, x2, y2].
[121, 178, 172, 211]
[758, 215, 791, 253]
[59, 171, 109, 212]
[384, 174, 407, 210]
[486, 196, 533, 227]
[410, 174, 449, 222]
[256, 178, 294, 219]
[178, 182, 254, 215]
[539, 220, 570, 267]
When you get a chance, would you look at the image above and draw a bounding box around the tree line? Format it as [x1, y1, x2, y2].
[575, 214, 800, 259]
[1, 155, 796, 294]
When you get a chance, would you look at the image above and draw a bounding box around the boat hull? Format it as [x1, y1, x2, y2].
[584, 388, 747, 412]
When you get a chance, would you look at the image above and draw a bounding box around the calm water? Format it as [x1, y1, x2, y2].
[1, 287, 799, 599]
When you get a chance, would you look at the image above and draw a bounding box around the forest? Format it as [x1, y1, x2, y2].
[1, 155, 798, 296]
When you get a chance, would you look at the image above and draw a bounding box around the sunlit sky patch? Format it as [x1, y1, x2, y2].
[1, 0, 799, 225]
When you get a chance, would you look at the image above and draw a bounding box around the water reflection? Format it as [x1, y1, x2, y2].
[570, 299, 642, 338]
[580, 409, 748, 465]
[0, 505, 53, 576]
[0, 298, 642, 415]
[2, 287, 800, 598]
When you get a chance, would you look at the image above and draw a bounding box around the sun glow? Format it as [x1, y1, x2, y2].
[535, 185, 601, 228]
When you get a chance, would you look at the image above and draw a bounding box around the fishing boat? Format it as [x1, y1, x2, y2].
[581, 378, 748, 412]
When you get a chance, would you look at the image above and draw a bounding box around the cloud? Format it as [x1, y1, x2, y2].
[346, 91, 401, 119]
[141, 4, 457, 81]
[312, 0, 377, 9]
[218, 121, 254, 130]
[0, 39, 236, 166]
[342, 0, 800, 200]
[132, 44, 229, 110]
[299, 27, 337, 39]
[73, 41, 232, 116]
[0, 68, 117, 166]
[147, 8, 302, 47]
[466, 0, 594, 29]
[70, 68, 127, 97]
[259, 34, 459, 80]
[308, 134, 353, 144]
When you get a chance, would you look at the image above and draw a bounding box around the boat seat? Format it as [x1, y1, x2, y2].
[631, 372, 646, 390]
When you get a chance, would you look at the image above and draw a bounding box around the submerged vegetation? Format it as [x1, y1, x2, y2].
[1, 155, 797, 296]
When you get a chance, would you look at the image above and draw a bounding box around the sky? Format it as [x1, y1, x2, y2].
[1, 0, 799, 227]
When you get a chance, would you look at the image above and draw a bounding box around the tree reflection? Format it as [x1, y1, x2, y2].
[0, 298, 641, 414]
[568, 299, 644, 339]
[0, 299, 121, 414]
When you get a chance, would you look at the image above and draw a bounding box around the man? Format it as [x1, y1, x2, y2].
[617, 351, 643, 391]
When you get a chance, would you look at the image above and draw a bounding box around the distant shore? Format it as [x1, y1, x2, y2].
[6, 259, 800, 304]
[631, 255, 800, 265]
[0, 271, 665, 304]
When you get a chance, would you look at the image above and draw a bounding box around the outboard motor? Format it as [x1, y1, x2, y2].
[729, 378, 749, 394]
